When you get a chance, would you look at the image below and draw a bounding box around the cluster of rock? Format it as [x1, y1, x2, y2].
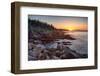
[28, 41, 82, 61]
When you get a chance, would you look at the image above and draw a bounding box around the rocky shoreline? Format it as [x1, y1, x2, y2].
[28, 34, 87, 61]
[28, 19, 87, 61]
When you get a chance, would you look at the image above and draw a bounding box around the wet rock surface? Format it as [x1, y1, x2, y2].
[28, 41, 87, 61]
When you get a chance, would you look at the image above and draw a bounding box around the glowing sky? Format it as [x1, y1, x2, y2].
[29, 15, 88, 31]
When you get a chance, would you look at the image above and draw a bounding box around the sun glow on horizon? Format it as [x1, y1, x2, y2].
[64, 25, 76, 31]
[54, 24, 87, 31]
[53, 21, 87, 31]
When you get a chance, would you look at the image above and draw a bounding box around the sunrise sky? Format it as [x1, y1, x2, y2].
[29, 15, 88, 31]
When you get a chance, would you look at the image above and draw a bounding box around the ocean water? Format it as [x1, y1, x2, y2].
[66, 31, 88, 54]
